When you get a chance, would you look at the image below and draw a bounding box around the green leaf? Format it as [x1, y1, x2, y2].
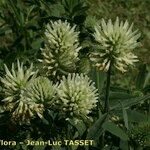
[136, 64, 147, 90]
[68, 119, 86, 137]
[86, 113, 108, 140]
[127, 110, 147, 123]
[110, 92, 134, 100]
[122, 106, 129, 129]
[90, 67, 106, 95]
[109, 91, 135, 107]
[102, 121, 129, 141]
[111, 94, 150, 110]
[50, 4, 65, 17]
[119, 140, 129, 150]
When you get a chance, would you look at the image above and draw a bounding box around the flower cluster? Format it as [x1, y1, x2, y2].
[1, 61, 98, 124]
[129, 122, 150, 147]
[90, 17, 141, 72]
[39, 20, 81, 78]
[1, 18, 141, 125]
[56, 73, 98, 121]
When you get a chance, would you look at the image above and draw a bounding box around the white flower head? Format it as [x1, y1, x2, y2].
[11, 96, 44, 124]
[25, 76, 57, 107]
[9, 76, 57, 124]
[0, 60, 41, 124]
[1, 60, 37, 103]
[90, 17, 141, 72]
[39, 20, 81, 78]
[56, 73, 98, 121]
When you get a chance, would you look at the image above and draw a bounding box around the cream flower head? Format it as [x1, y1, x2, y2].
[1, 60, 37, 103]
[11, 96, 44, 124]
[0, 61, 43, 124]
[56, 73, 98, 121]
[39, 20, 81, 78]
[90, 17, 141, 72]
[25, 76, 57, 107]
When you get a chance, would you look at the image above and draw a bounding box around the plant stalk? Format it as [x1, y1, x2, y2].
[104, 64, 111, 113]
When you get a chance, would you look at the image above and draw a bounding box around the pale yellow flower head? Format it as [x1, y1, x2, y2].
[1, 60, 37, 103]
[25, 76, 57, 107]
[56, 73, 98, 121]
[39, 20, 81, 78]
[0, 61, 43, 124]
[90, 17, 141, 72]
[11, 96, 44, 124]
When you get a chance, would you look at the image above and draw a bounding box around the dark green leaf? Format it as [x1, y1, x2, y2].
[90, 67, 106, 95]
[111, 94, 150, 110]
[68, 119, 86, 137]
[122, 106, 129, 129]
[102, 121, 129, 141]
[109, 91, 135, 107]
[119, 140, 129, 150]
[136, 64, 147, 90]
[86, 113, 108, 140]
[127, 110, 147, 122]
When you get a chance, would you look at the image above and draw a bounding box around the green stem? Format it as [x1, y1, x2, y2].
[104, 64, 111, 113]
[67, 124, 72, 150]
